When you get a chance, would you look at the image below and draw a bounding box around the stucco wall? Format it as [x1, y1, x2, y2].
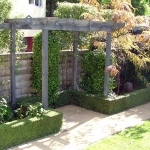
[9, 0, 46, 37]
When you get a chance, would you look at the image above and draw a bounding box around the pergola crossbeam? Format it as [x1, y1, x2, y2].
[0, 18, 125, 31]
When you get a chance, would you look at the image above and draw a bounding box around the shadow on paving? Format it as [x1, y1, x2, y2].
[10, 103, 150, 150]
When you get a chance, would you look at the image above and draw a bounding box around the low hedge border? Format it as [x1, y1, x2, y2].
[0, 110, 62, 150]
[56, 88, 150, 115]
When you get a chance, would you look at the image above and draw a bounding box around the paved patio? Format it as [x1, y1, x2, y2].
[10, 102, 150, 150]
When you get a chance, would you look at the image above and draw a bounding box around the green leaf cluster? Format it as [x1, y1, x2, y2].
[53, 2, 98, 49]
[78, 50, 116, 96]
[46, 0, 79, 17]
[31, 31, 61, 103]
[0, 97, 14, 124]
[0, 0, 26, 53]
[131, 0, 150, 16]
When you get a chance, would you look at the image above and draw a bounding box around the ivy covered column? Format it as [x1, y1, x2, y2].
[10, 24, 16, 109]
[42, 29, 49, 110]
[104, 32, 112, 97]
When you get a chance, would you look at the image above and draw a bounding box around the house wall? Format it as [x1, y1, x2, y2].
[0, 50, 87, 98]
[9, 0, 46, 37]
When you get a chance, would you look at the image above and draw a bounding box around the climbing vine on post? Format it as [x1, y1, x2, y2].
[31, 31, 61, 103]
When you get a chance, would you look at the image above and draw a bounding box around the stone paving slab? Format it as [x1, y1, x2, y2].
[9, 102, 150, 150]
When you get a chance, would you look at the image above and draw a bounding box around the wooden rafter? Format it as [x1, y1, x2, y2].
[0, 17, 125, 31]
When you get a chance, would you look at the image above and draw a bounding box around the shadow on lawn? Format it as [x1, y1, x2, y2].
[119, 120, 150, 140]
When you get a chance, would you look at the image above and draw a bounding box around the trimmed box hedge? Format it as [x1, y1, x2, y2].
[73, 88, 150, 114]
[0, 110, 62, 150]
[56, 88, 150, 115]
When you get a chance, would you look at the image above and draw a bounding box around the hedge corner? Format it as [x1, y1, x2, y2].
[0, 110, 63, 150]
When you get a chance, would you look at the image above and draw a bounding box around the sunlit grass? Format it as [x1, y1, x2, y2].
[85, 120, 150, 150]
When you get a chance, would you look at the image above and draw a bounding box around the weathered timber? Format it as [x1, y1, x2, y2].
[10, 24, 16, 109]
[104, 32, 112, 97]
[42, 29, 49, 110]
[72, 31, 78, 90]
[6, 18, 125, 32]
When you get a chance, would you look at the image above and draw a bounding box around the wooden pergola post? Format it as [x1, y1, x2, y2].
[42, 29, 49, 110]
[104, 32, 112, 97]
[72, 31, 78, 90]
[10, 24, 16, 109]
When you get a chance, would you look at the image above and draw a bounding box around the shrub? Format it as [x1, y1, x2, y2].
[0, 97, 14, 124]
[72, 88, 150, 114]
[0, 110, 62, 150]
[16, 100, 47, 118]
[49, 90, 74, 108]
[53, 2, 99, 49]
[54, 88, 150, 115]
[31, 31, 61, 103]
[131, 0, 150, 16]
[78, 50, 116, 96]
[46, 0, 79, 17]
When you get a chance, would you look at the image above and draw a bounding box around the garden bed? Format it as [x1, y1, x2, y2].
[56, 88, 150, 115]
[0, 110, 62, 150]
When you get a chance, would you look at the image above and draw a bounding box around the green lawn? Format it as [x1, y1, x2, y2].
[85, 120, 150, 150]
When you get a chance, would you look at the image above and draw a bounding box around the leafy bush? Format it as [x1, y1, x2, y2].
[49, 90, 74, 108]
[78, 50, 116, 96]
[0, 0, 26, 53]
[53, 2, 99, 49]
[131, 0, 150, 16]
[0, 97, 14, 124]
[17, 96, 41, 108]
[46, 0, 79, 17]
[15, 101, 47, 119]
[31, 31, 61, 103]
[25, 102, 48, 117]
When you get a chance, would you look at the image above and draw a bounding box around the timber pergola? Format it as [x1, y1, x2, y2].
[0, 16, 124, 109]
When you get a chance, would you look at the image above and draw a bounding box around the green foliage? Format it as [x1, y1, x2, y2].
[0, 0, 26, 53]
[0, 97, 14, 124]
[54, 2, 97, 19]
[14, 105, 24, 119]
[131, 0, 150, 15]
[78, 50, 116, 96]
[53, 2, 98, 49]
[16, 97, 42, 118]
[0, 0, 12, 22]
[31, 31, 60, 103]
[0, 0, 11, 53]
[47, 86, 150, 115]
[0, 110, 62, 150]
[26, 102, 48, 117]
[46, 0, 79, 17]
[17, 96, 41, 108]
[85, 120, 150, 150]
[49, 90, 74, 108]
[55, 88, 150, 115]
[99, 0, 111, 5]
